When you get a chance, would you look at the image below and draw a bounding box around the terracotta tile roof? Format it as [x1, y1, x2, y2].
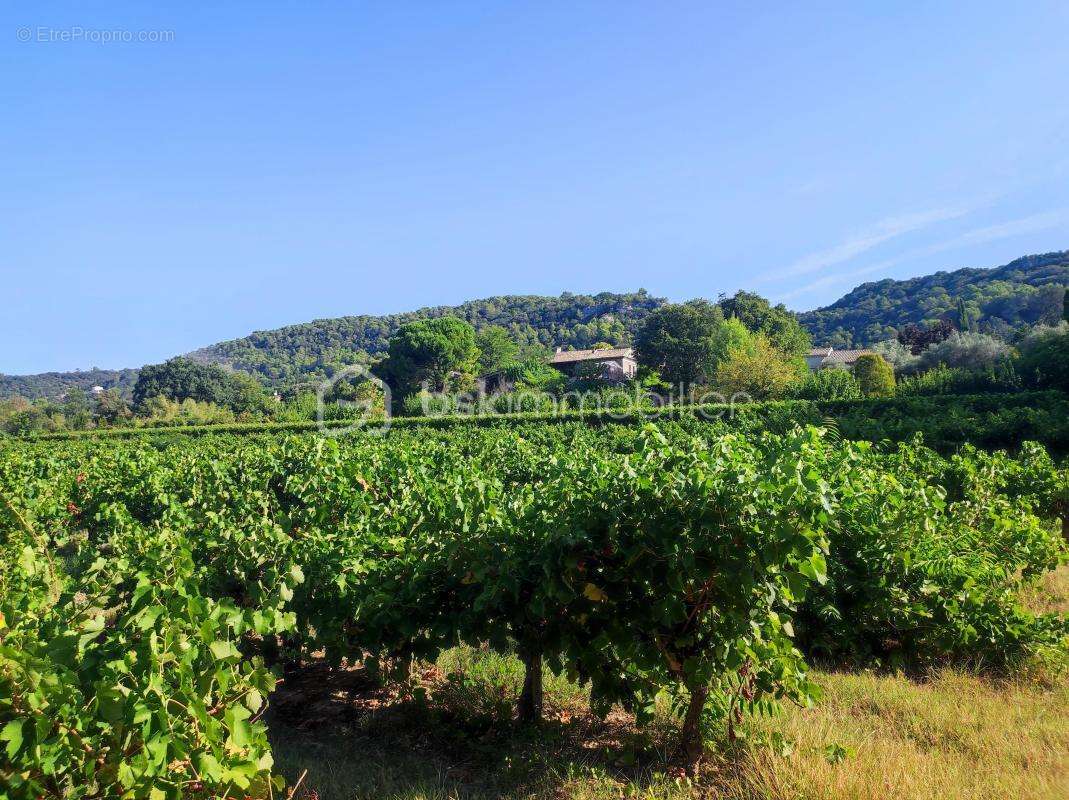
[821, 349, 873, 365]
[550, 347, 634, 365]
[808, 347, 834, 357]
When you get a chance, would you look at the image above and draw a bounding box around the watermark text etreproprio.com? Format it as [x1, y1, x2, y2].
[16, 26, 175, 44]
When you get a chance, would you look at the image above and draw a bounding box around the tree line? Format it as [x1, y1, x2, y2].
[3, 286, 1068, 435]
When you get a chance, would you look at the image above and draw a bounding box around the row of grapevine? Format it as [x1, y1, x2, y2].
[21, 390, 1069, 455]
[1, 420, 1066, 796]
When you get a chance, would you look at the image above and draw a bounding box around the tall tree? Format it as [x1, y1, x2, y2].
[956, 298, 979, 332]
[709, 317, 752, 365]
[94, 389, 132, 424]
[61, 388, 93, 430]
[1019, 327, 1069, 392]
[634, 301, 724, 388]
[228, 373, 272, 415]
[714, 332, 805, 399]
[897, 319, 956, 355]
[379, 317, 480, 394]
[718, 291, 812, 357]
[132, 358, 244, 410]
[476, 325, 520, 375]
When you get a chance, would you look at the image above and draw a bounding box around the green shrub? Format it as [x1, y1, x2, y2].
[896, 362, 1022, 396]
[853, 354, 896, 397]
[1019, 324, 1069, 391]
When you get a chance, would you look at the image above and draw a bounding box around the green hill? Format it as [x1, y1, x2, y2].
[186, 291, 665, 385]
[3, 251, 1066, 398]
[186, 250, 1069, 377]
[798, 251, 1068, 347]
[0, 368, 139, 402]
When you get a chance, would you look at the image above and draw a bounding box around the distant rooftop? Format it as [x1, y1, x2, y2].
[807, 347, 873, 368]
[549, 347, 634, 365]
[821, 349, 873, 365]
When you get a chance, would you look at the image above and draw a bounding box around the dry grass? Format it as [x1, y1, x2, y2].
[716, 668, 1068, 800]
[268, 661, 1068, 800]
[269, 567, 1069, 800]
[1021, 562, 1069, 617]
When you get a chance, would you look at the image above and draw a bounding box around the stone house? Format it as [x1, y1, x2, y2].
[549, 347, 638, 381]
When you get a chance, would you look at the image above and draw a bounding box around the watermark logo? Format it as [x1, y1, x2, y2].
[407, 381, 755, 422]
[316, 364, 392, 437]
[312, 368, 753, 434]
[16, 27, 175, 44]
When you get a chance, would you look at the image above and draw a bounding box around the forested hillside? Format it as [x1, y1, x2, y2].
[0, 367, 139, 401]
[3, 252, 1067, 398]
[193, 251, 1065, 384]
[799, 251, 1069, 347]
[187, 291, 665, 385]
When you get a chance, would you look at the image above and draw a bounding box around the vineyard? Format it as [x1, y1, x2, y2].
[1, 418, 1067, 799]
[22, 391, 1069, 455]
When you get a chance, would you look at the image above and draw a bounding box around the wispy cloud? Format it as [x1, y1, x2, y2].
[933, 209, 1069, 249]
[755, 204, 976, 287]
[775, 208, 1069, 305]
[774, 265, 885, 303]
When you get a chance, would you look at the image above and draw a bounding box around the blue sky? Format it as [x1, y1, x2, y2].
[3, 2, 1069, 374]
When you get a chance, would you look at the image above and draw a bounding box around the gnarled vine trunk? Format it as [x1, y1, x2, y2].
[395, 644, 414, 684]
[517, 643, 544, 723]
[680, 684, 709, 774]
[279, 632, 303, 677]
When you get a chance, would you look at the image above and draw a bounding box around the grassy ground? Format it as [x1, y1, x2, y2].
[269, 567, 1069, 800]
